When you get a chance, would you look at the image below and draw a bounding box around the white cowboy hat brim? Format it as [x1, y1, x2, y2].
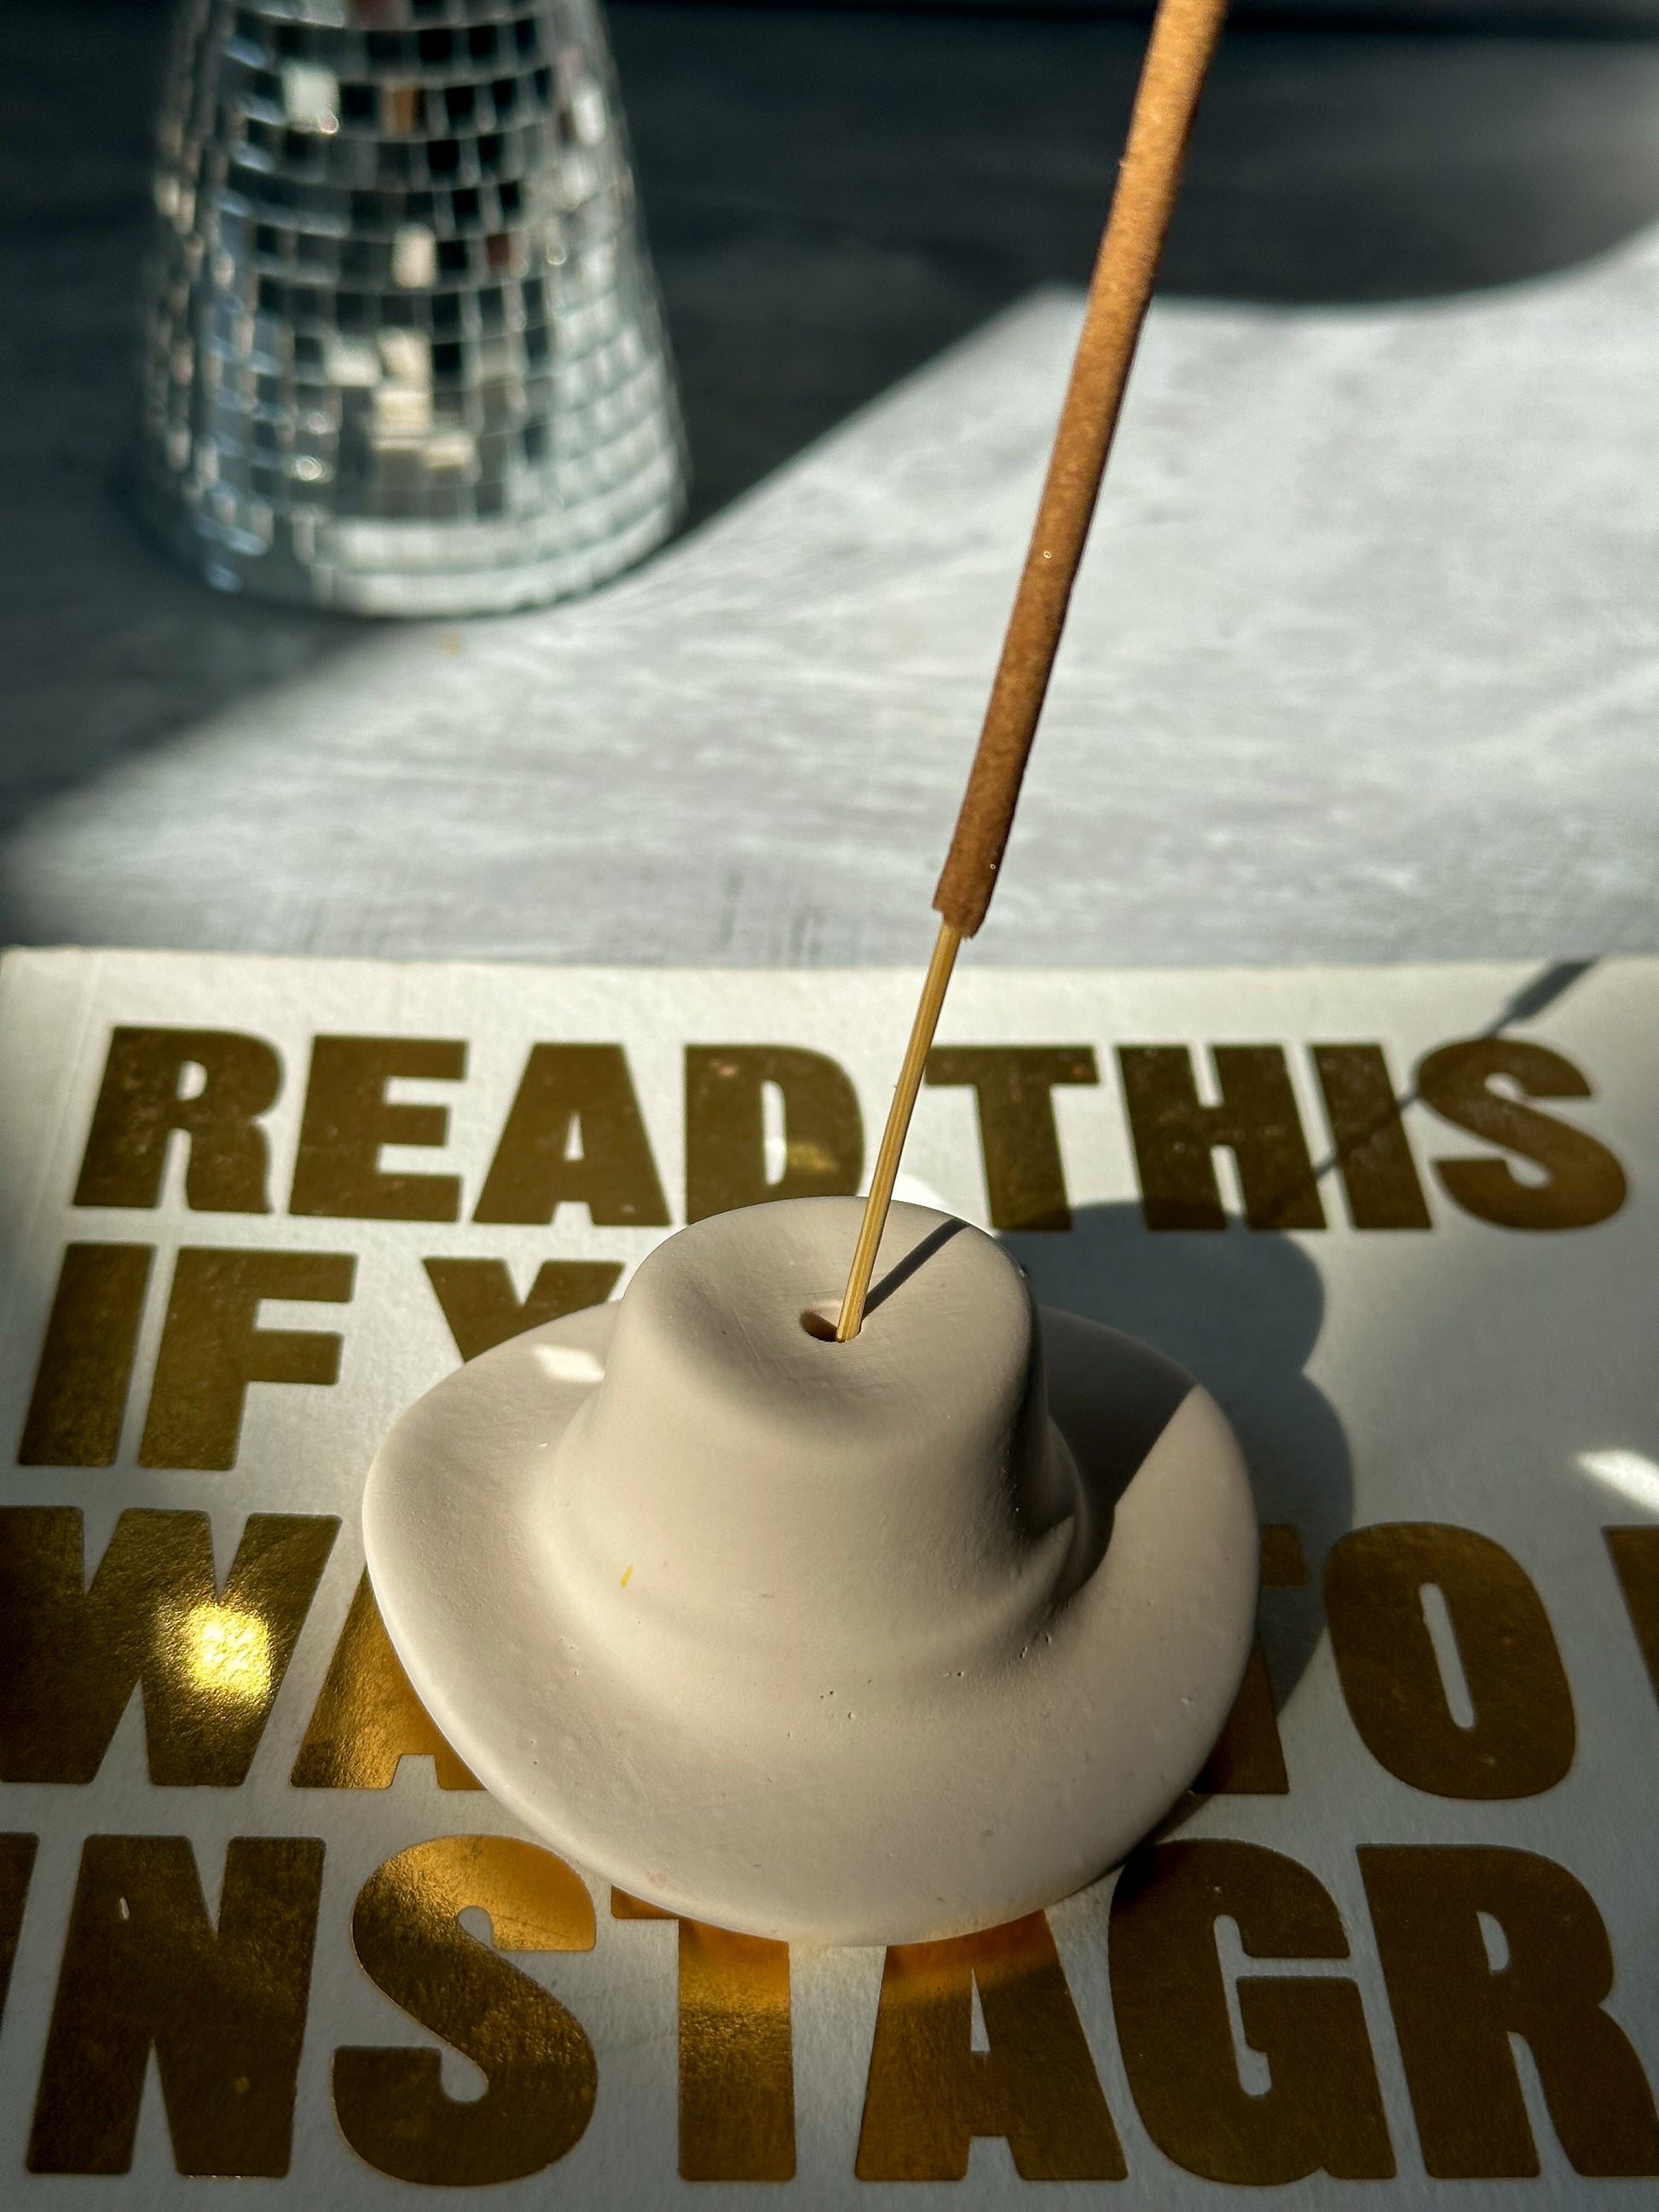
[365, 1296, 1257, 1946]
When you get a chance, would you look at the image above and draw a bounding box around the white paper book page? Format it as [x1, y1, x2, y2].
[0, 945, 1655, 2209]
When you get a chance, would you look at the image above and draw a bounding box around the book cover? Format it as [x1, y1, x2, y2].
[0, 945, 1654, 2206]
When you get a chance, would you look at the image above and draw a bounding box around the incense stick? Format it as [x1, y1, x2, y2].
[835, 0, 1227, 1342]
[834, 920, 961, 1341]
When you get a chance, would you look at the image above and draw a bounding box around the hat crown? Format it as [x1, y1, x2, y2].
[546, 1198, 1085, 1684]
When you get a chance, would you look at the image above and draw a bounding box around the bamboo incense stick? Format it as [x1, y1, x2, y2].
[835, 0, 1228, 1343]
[835, 918, 962, 1343]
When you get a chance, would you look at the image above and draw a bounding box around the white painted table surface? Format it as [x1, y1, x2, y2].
[9, 238, 1659, 968]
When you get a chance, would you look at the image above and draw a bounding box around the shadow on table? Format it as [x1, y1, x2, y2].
[1006, 1199, 1350, 1719]
[1166, 26, 1659, 303]
[615, 10, 1659, 517]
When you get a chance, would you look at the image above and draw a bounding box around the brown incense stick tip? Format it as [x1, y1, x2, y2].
[932, 0, 1228, 940]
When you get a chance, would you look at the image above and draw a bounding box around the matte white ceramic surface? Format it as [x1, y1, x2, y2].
[364, 1197, 1257, 1943]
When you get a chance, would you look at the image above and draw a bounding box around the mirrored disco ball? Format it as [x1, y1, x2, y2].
[140, 0, 686, 615]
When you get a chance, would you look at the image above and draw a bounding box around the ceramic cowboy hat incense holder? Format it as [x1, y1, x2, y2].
[364, 1197, 1257, 1944]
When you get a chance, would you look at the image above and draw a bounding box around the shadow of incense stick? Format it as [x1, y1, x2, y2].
[1306, 956, 1598, 1196]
